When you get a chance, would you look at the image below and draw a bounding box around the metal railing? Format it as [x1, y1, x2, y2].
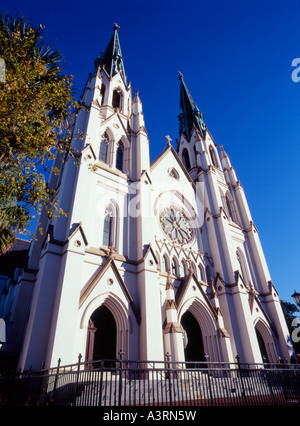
[0, 355, 299, 406]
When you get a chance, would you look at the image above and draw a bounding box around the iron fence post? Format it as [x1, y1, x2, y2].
[262, 352, 274, 401]
[51, 358, 61, 404]
[205, 353, 214, 405]
[38, 361, 46, 405]
[166, 352, 173, 406]
[75, 353, 82, 404]
[98, 360, 104, 406]
[118, 350, 124, 406]
[236, 355, 248, 405]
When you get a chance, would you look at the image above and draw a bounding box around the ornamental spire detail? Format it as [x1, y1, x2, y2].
[178, 72, 206, 140]
[94, 23, 127, 83]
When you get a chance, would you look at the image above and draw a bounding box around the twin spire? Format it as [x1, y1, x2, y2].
[178, 72, 206, 140]
[94, 23, 127, 84]
[95, 25, 206, 140]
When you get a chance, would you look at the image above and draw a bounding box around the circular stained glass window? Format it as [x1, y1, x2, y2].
[160, 207, 193, 245]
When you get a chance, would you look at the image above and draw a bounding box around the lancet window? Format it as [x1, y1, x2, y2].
[112, 88, 122, 109]
[100, 84, 106, 105]
[162, 254, 169, 273]
[182, 148, 191, 170]
[171, 257, 179, 276]
[116, 141, 124, 171]
[103, 206, 113, 246]
[102, 204, 118, 248]
[99, 137, 108, 163]
[209, 146, 218, 167]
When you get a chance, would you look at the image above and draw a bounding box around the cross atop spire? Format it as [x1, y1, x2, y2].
[178, 73, 206, 140]
[165, 135, 172, 146]
[94, 23, 127, 83]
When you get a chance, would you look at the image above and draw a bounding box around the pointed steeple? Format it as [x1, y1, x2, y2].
[95, 23, 127, 83]
[178, 72, 206, 140]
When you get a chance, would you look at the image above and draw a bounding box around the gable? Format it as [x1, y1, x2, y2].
[149, 147, 204, 235]
[79, 257, 140, 324]
[100, 111, 130, 144]
[68, 222, 88, 251]
[150, 145, 196, 190]
[175, 272, 218, 320]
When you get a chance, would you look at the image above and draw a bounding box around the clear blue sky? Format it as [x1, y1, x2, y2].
[2, 0, 300, 304]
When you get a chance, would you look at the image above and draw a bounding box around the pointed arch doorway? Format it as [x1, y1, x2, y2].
[181, 310, 206, 368]
[255, 327, 270, 363]
[86, 305, 117, 367]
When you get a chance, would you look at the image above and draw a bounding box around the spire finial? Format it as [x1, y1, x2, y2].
[165, 135, 172, 146]
[179, 76, 206, 139]
[220, 144, 228, 160]
[178, 71, 183, 80]
[133, 90, 141, 104]
[97, 23, 126, 83]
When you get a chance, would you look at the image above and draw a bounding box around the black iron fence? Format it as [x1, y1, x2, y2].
[0, 356, 299, 406]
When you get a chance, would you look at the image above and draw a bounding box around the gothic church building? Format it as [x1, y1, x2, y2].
[5, 25, 292, 370]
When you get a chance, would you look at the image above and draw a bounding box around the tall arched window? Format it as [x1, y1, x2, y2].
[199, 264, 205, 282]
[171, 257, 178, 276]
[116, 141, 124, 171]
[156, 251, 161, 270]
[112, 89, 121, 109]
[162, 254, 169, 273]
[226, 193, 234, 220]
[209, 146, 218, 167]
[237, 248, 251, 286]
[225, 191, 241, 225]
[181, 259, 188, 276]
[99, 139, 108, 163]
[182, 148, 191, 170]
[100, 84, 106, 105]
[103, 206, 113, 246]
[190, 261, 197, 278]
[179, 260, 185, 276]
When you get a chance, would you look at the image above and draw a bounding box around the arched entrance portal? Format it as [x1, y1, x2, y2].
[86, 305, 117, 366]
[255, 327, 270, 363]
[181, 310, 206, 367]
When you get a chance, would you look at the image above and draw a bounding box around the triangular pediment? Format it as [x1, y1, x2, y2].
[175, 273, 218, 319]
[100, 109, 130, 139]
[110, 69, 128, 88]
[68, 222, 88, 248]
[150, 144, 196, 190]
[81, 143, 97, 160]
[251, 292, 278, 337]
[138, 169, 152, 185]
[79, 257, 140, 324]
[142, 244, 158, 265]
[99, 67, 131, 92]
[138, 244, 160, 273]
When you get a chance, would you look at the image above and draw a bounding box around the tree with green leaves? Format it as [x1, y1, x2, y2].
[0, 12, 74, 254]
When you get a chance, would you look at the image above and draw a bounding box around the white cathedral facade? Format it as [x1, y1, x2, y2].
[7, 25, 292, 371]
